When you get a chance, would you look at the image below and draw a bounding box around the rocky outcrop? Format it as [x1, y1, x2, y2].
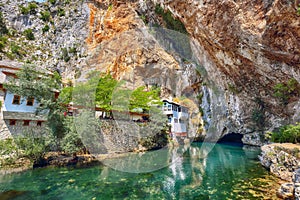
[0, 0, 89, 80]
[43, 152, 100, 167]
[260, 143, 300, 181]
[260, 143, 300, 199]
[150, 0, 300, 141]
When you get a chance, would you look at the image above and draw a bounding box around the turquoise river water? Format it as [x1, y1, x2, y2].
[0, 142, 280, 200]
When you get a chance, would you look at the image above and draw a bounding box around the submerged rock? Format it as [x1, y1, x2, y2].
[0, 190, 28, 200]
[277, 183, 294, 200]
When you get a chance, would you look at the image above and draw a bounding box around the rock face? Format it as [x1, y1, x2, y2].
[260, 143, 300, 199]
[151, 0, 300, 143]
[259, 144, 300, 181]
[0, 0, 89, 80]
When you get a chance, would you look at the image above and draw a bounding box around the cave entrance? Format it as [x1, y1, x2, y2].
[218, 133, 243, 145]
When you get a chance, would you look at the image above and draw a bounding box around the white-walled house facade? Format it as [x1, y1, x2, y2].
[0, 61, 48, 139]
[162, 99, 189, 137]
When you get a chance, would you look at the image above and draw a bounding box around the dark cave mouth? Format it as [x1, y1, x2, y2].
[218, 133, 243, 146]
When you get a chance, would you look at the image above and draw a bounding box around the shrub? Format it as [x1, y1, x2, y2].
[0, 36, 7, 52]
[23, 28, 35, 40]
[69, 46, 77, 54]
[10, 42, 21, 55]
[40, 11, 51, 22]
[42, 24, 50, 33]
[273, 78, 300, 105]
[0, 12, 8, 36]
[58, 8, 65, 17]
[61, 117, 85, 154]
[154, 4, 187, 34]
[140, 14, 147, 24]
[28, 2, 38, 15]
[49, 0, 56, 4]
[14, 134, 49, 164]
[19, 5, 30, 15]
[271, 123, 300, 143]
[0, 138, 18, 156]
[0, 41, 5, 52]
[108, 4, 113, 11]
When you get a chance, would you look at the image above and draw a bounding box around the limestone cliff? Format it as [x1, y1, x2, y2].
[148, 0, 300, 144]
[0, 0, 89, 80]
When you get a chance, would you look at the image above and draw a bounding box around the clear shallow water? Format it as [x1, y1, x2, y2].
[0, 143, 280, 200]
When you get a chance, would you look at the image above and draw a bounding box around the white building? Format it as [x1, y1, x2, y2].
[162, 99, 189, 137]
[0, 61, 50, 139]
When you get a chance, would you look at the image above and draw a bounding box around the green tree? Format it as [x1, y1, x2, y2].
[61, 117, 84, 154]
[95, 74, 118, 111]
[129, 86, 161, 112]
[59, 86, 73, 105]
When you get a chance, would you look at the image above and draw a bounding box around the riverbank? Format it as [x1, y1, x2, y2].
[0, 152, 102, 175]
[0, 150, 152, 175]
[259, 143, 300, 199]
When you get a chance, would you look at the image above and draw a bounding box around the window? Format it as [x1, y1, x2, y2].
[26, 97, 34, 106]
[37, 121, 43, 126]
[23, 120, 30, 126]
[12, 95, 21, 105]
[9, 119, 16, 125]
[172, 105, 178, 112]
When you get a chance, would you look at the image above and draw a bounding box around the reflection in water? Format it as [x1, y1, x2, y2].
[0, 143, 280, 200]
[102, 145, 189, 173]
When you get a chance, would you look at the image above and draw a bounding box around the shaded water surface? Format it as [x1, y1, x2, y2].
[0, 143, 280, 199]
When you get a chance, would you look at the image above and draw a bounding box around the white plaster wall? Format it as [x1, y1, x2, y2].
[4, 92, 40, 113]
